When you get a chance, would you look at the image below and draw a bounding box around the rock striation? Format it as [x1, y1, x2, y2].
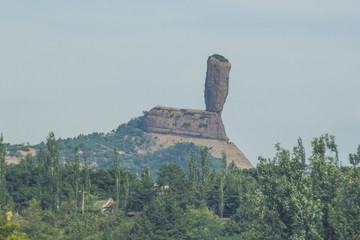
[204, 54, 231, 114]
[141, 107, 229, 141]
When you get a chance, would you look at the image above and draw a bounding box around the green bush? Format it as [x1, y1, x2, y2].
[208, 54, 229, 63]
[182, 122, 191, 128]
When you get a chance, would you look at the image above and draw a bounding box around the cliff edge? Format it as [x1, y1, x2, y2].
[141, 107, 228, 141]
[140, 54, 253, 169]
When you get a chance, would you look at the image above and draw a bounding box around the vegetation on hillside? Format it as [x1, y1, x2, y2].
[6, 112, 221, 177]
[209, 54, 229, 63]
[0, 133, 360, 239]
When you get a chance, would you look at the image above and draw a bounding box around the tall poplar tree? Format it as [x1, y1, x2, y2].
[74, 141, 81, 208]
[0, 134, 7, 208]
[83, 153, 91, 193]
[221, 151, 227, 177]
[46, 132, 61, 210]
[219, 151, 227, 218]
[200, 147, 210, 201]
[188, 152, 199, 187]
[35, 149, 44, 203]
[114, 147, 120, 209]
[201, 147, 210, 184]
[140, 167, 155, 207]
[123, 173, 130, 211]
[219, 177, 224, 219]
[349, 145, 360, 168]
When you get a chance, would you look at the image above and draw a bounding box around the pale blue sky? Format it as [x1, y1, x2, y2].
[1, 1, 359, 165]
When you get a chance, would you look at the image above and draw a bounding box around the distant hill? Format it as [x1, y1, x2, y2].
[5, 112, 222, 176]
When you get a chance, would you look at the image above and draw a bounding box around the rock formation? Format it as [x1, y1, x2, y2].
[141, 107, 229, 141]
[137, 132, 254, 169]
[204, 54, 231, 114]
[140, 54, 253, 168]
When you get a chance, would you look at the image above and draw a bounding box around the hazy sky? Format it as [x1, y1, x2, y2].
[1, 1, 359, 166]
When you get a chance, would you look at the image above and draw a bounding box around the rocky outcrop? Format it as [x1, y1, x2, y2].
[137, 132, 253, 169]
[140, 54, 253, 168]
[141, 107, 229, 141]
[204, 54, 231, 114]
[141, 54, 232, 142]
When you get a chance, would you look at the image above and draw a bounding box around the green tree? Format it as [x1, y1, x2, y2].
[20, 199, 61, 239]
[188, 152, 199, 188]
[35, 149, 49, 209]
[200, 147, 210, 202]
[349, 145, 360, 167]
[157, 163, 198, 210]
[0, 211, 30, 240]
[327, 145, 360, 239]
[114, 147, 121, 209]
[74, 140, 81, 209]
[219, 151, 227, 218]
[0, 134, 7, 208]
[254, 140, 323, 239]
[134, 196, 186, 240]
[83, 153, 91, 193]
[310, 134, 342, 239]
[46, 132, 61, 210]
[221, 151, 227, 177]
[22, 154, 35, 172]
[184, 206, 223, 240]
[226, 139, 323, 239]
[123, 172, 130, 210]
[139, 167, 155, 208]
[219, 177, 225, 219]
[330, 165, 360, 239]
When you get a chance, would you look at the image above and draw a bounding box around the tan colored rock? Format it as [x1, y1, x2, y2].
[204, 54, 231, 114]
[140, 54, 253, 169]
[141, 107, 229, 141]
[136, 132, 253, 169]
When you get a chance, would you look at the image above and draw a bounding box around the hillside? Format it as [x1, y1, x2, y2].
[5, 113, 227, 176]
[5, 54, 254, 174]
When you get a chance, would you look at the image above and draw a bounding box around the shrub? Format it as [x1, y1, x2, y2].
[208, 54, 229, 63]
[182, 122, 191, 128]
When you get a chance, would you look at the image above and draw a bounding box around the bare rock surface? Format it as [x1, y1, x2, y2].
[136, 132, 253, 169]
[141, 107, 229, 141]
[204, 54, 231, 114]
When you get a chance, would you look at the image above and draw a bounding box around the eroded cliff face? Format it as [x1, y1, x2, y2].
[140, 54, 253, 168]
[136, 132, 253, 169]
[141, 107, 229, 141]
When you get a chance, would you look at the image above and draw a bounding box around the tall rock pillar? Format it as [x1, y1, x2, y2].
[204, 54, 231, 114]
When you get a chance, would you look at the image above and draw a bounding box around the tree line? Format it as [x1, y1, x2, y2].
[0, 133, 359, 239]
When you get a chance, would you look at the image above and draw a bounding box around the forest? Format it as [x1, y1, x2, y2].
[0, 133, 360, 239]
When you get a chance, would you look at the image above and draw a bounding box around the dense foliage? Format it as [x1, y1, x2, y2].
[0, 134, 360, 239]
